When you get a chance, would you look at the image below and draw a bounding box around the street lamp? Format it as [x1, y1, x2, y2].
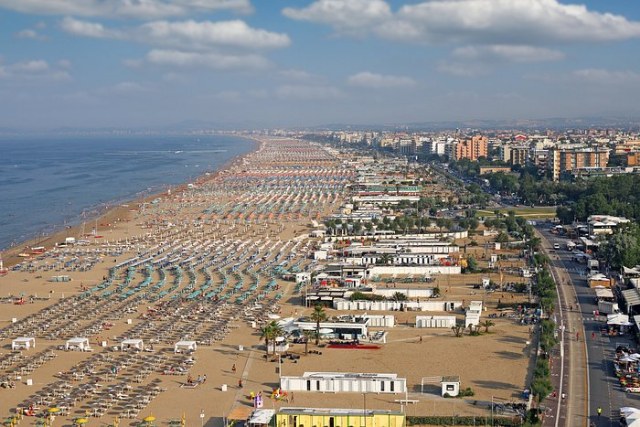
[490, 396, 494, 427]
[200, 409, 205, 427]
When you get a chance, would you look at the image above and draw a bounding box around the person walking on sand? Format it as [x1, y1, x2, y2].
[238, 379, 243, 388]
[232, 364, 236, 373]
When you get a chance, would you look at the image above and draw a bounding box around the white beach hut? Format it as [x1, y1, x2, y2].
[11, 337, 35, 350]
[267, 337, 289, 354]
[65, 337, 91, 352]
[120, 338, 144, 352]
[441, 376, 460, 397]
[174, 340, 197, 353]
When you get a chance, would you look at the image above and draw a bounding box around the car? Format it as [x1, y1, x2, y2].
[553, 243, 560, 250]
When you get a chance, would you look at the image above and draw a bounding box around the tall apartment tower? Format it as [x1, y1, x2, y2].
[549, 147, 610, 181]
[454, 136, 488, 161]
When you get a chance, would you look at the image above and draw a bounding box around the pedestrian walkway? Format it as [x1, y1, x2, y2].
[229, 350, 257, 411]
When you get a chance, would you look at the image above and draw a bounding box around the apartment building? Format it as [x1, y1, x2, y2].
[453, 135, 488, 161]
[549, 147, 610, 181]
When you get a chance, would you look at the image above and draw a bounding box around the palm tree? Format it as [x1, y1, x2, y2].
[481, 319, 495, 333]
[260, 321, 284, 356]
[302, 330, 314, 354]
[451, 324, 464, 338]
[310, 305, 328, 345]
[259, 323, 274, 357]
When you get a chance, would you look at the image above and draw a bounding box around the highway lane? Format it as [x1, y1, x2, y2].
[538, 227, 640, 427]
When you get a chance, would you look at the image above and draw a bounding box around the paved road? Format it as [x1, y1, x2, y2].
[538, 227, 640, 427]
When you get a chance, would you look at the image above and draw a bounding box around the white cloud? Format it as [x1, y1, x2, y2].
[0, 0, 252, 19]
[16, 29, 40, 39]
[138, 20, 290, 50]
[275, 84, 343, 100]
[283, 0, 391, 36]
[146, 49, 270, 70]
[436, 61, 489, 77]
[60, 18, 289, 51]
[0, 59, 71, 81]
[279, 69, 318, 82]
[451, 45, 564, 63]
[61, 16, 122, 38]
[437, 45, 564, 76]
[347, 71, 415, 88]
[12, 60, 49, 72]
[572, 69, 640, 84]
[284, 0, 640, 45]
[57, 59, 72, 69]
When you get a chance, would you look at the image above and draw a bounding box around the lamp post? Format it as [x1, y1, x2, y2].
[490, 396, 493, 427]
[200, 409, 205, 427]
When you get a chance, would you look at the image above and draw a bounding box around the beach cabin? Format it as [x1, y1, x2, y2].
[276, 407, 406, 427]
[120, 339, 144, 352]
[267, 337, 289, 354]
[441, 376, 460, 397]
[415, 316, 456, 329]
[280, 372, 407, 394]
[465, 301, 483, 328]
[174, 340, 197, 353]
[294, 318, 369, 340]
[65, 337, 91, 352]
[11, 337, 35, 350]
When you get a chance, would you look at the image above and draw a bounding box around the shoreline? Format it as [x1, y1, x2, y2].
[1, 136, 261, 268]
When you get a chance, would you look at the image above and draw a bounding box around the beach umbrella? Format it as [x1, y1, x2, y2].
[75, 418, 89, 425]
[143, 416, 156, 423]
[48, 408, 60, 414]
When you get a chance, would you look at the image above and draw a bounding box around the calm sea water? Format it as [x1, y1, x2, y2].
[0, 134, 254, 251]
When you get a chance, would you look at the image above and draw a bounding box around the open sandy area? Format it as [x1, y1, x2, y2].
[0, 137, 535, 426]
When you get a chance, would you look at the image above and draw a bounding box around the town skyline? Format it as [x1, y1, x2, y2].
[2, 0, 640, 129]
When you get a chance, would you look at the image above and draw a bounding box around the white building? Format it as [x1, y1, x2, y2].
[280, 372, 407, 394]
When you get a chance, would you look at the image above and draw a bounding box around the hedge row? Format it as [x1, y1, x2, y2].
[407, 415, 520, 426]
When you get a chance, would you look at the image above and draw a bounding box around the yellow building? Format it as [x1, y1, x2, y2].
[275, 408, 406, 427]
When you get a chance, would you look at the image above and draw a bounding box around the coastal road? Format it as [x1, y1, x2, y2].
[538, 227, 640, 427]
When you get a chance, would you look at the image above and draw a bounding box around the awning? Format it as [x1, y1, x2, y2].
[248, 409, 275, 426]
[623, 289, 640, 307]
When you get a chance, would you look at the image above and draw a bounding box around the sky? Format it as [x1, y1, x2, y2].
[2, 0, 640, 129]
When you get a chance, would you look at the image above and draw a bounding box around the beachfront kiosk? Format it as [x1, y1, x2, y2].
[268, 337, 290, 354]
[276, 407, 406, 427]
[11, 337, 35, 350]
[441, 376, 461, 397]
[174, 340, 197, 353]
[280, 372, 407, 394]
[65, 337, 91, 352]
[120, 339, 144, 352]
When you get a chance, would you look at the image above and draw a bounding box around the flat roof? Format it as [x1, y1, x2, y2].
[277, 407, 403, 416]
[299, 372, 398, 380]
[248, 409, 275, 425]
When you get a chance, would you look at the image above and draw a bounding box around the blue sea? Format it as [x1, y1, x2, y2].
[0, 134, 254, 251]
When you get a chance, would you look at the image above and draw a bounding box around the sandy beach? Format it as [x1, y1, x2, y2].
[0, 137, 535, 426]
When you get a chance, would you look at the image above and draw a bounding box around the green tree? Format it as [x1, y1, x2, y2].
[480, 319, 495, 333]
[601, 226, 640, 270]
[391, 291, 408, 302]
[310, 304, 328, 345]
[260, 320, 283, 356]
[451, 324, 464, 338]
